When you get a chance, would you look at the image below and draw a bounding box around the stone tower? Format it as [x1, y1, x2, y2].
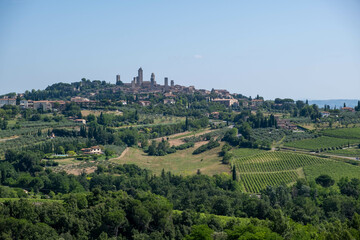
[116, 75, 121, 85]
[164, 77, 169, 92]
[138, 67, 143, 86]
[170, 80, 174, 87]
[150, 73, 155, 88]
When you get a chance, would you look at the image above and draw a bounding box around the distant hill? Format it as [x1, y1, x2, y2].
[307, 99, 359, 108]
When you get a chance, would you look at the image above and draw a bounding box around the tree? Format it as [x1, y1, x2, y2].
[232, 165, 237, 181]
[316, 175, 335, 188]
[184, 225, 214, 240]
[16, 95, 21, 105]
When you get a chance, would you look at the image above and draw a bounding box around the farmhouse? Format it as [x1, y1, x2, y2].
[276, 118, 297, 130]
[320, 111, 330, 117]
[81, 146, 103, 154]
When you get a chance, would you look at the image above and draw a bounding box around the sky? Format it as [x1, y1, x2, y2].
[0, 0, 359, 100]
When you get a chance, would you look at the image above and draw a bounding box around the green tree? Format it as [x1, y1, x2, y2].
[315, 175, 335, 188]
[184, 225, 214, 240]
[232, 165, 237, 181]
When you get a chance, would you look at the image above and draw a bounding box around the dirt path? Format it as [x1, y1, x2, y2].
[109, 147, 129, 161]
[0, 136, 19, 142]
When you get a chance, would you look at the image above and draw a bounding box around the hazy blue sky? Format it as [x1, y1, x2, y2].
[0, 0, 359, 100]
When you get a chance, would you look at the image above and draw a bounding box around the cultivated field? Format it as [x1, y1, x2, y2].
[284, 136, 359, 151]
[110, 142, 230, 176]
[322, 127, 360, 139]
[233, 151, 329, 193]
[304, 160, 360, 182]
[325, 147, 360, 157]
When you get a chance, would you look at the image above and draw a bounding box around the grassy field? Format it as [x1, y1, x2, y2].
[232, 151, 330, 193]
[110, 142, 230, 176]
[284, 136, 359, 151]
[304, 161, 360, 182]
[322, 127, 360, 139]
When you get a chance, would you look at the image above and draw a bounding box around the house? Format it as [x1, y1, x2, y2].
[33, 101, 52, 111]
[212, 98, 238, 107]
[0, 97, 16, 107]
[320, 111, 330, 117]
[276, 117, 297, 130]
[164, 92, 176, 98]
[341, 107, 355, 112]
[211, 112, 220, 119]
[118, 100, 127, 105]
[74, 119, 86, 124]
[139, 101, 151, 106]
[81, 146, 103, 154]
[163, 99, 175, 104]
[241, 100, 249, 108]
[251, 99, 264, 107]
[20, 100, 28, 109]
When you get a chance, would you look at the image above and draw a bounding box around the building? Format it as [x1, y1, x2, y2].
[212, 98, 239, 107]
[0, 97, 16, 107]
[251, 99, 264, 107]
[164, 99, 175, 104]
[341, 107, 355, 112]
[164, 77, 169, 92]
[211, 112, 220, 119]
[170, 80, 174, 87]
[139, 100, 151, 106]
[164, 92, 176, 98]
[74, 119, 86, 124]
[116, 75, 122, 85]
[276, 118, 297, 130]
[150, 73, 156, 88]
[81, 146, 103, 154]
[137, 67, 143, 86]
[19, 100, 28, 109]
[320, 111, 330, 117]
[118, 100, 127, 105]
[33, 101, 52, 111]
[71, 96, 90, 102]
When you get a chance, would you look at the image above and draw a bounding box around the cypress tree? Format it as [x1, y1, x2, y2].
[232, 166, 237, 181]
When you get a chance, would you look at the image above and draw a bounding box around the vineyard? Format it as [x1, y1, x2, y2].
[240, 171, 298, 193]
[322, 127, 360, 140]
[284, 136, 359, 151]
[233, 151, 330, 193]
[324, 147, 360, 157]
[304, 160, 360, 182]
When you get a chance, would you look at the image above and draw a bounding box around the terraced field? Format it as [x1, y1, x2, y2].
[233, 151, 329, 193]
